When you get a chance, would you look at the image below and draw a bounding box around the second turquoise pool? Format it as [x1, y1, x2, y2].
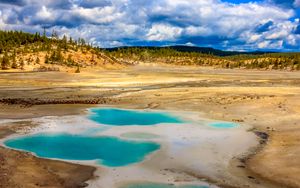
[88, 108, 183, 126]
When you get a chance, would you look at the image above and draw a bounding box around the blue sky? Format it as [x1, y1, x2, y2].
[0, 0, 299, 51]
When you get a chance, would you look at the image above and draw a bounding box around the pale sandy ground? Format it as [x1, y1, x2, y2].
[0, 64, 300, 188]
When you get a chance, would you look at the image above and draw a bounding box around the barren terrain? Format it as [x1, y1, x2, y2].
[0, 64, 300, 188]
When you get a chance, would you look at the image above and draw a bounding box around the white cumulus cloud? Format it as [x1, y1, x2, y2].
[0, 0, 299, 50]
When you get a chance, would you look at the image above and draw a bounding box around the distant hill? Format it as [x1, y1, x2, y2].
[0, 30, 123, 71]
[0, 30, 299, 71]
[104, 45, 274, 56]
[104, 45, 300, 70]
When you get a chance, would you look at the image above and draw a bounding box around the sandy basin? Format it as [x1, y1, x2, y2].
[1, 65, 300, 188]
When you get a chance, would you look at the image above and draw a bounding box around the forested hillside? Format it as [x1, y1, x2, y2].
[1, 30, 300, 71]
[105, 47, 300, 70]
[105, 46, 270, 56]
[0, 30, 121, 72]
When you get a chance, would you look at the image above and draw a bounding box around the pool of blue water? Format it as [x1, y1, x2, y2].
[4, 134, 160, 167]
[88, 108, 183, 126]
[121, 183, 209, 188]
[209, 122, 239, 128]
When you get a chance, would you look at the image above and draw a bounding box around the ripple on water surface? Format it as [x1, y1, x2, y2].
[88, 108, 183, 126]
[4, 134, 160, 167]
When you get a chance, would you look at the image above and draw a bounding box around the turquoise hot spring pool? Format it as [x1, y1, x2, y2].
[4, 134, 160, 167]
[88, 108, 183, 126]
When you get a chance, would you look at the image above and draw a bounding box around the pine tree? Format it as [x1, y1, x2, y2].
[62, 35, 68, 50]
[69, 37, 73, 44]
[45, 54, 49, 64]
[296, 59, 300, 70]
[11, 50, 17, 69]
[1, 52, 10, 70]
[50, 51, 56, 62]
[51, 30, 58, 40]
[56, 46, 63, 62]
[20, 59, 25, 70]
[11, 60, 18, 69]
[43, 27, 47, 40]
[273, 59, 279, 70]
[36, 57, 40, 65]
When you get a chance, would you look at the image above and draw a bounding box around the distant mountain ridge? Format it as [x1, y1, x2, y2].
[104, 45, 275, 56]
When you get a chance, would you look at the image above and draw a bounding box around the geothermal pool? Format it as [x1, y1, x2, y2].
[1, 108, 258, 188]
[4, 108, 183, 167]
[88, 108, 183, 125]
[4, 134, 160, 167]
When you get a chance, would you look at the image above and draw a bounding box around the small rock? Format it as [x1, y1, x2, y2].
[254, 131, 269, 140]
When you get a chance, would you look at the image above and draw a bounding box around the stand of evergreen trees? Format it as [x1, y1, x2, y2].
[223, 53, 300, 70]
[0, 29, 300, 71]
[104, 47, 300, 70]
[0, 30, 93, 70]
